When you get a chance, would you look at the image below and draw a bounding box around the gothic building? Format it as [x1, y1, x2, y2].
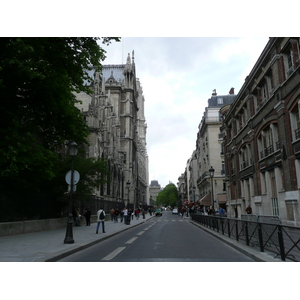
[75, 51, 149, 209]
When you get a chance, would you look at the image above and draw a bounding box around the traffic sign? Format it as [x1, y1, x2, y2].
[65, 170, 80, 185]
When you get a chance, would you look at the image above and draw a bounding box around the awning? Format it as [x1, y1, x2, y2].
[198, 193, 212, 206]
[217, 194, 227, 204]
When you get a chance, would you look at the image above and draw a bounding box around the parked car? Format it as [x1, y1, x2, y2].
[155, 209, 162, 216]
[172, 208, 178, 215]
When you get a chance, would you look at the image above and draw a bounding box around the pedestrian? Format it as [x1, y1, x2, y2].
[135, 208, 140, 220]
[127, 209, 132, 224]
[141, 208, 145, 219]
[120, 209, 124, 222]
[123, 207, 128, 224]
[219, 207, 225, 217]
[83, 208, 91, 226]
[114, 208, 119, 223]
[96, 207, 106, 234]
[245, 205, 252, 214]
[181, 207, 185, 218]
[110, 208, 115, 221]
[130, 209, 134, 220]
[72, 207, 80, 226]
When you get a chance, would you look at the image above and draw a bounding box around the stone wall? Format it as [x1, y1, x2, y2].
[0, 215, 110, 237]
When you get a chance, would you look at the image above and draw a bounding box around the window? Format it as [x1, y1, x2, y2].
[283, 40, 300, 78]
[272, 197, 279, 216]
[290, 100, 300, 141]
[217, 97, 223, 105]
[258, 124, 279, 159]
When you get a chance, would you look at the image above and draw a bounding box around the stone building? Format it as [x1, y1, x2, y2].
[196, 89, 236, 211]
[74, 51, 149, 209]
[149, 180, 162, 206]
[222, 37, 300, 225]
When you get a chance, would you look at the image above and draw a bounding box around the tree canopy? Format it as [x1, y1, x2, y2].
[0, 37, 120, 220]
[155, 183, 178, 208]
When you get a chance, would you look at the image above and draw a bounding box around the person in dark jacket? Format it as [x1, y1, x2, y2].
[83, 208, 91, 226]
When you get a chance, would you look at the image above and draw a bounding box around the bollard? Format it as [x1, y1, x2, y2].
[64, 213, 74, 244]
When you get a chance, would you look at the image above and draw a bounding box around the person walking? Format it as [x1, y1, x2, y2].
[110, 208, 115, 221]
[114, 208, 119, 223]
[123, 207, 128, 224]
[96, 207, 106, 234]
[83, 208, 91, 226]
[120, 209, 124, 222]
[72, 207, 80, 226]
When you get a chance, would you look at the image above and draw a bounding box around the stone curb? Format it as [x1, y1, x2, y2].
[35, 217, 154, 262]
[189, 220, 284, 262]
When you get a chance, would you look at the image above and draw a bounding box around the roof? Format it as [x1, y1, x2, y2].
[83, 64, 126, 86]
[208, 94, 236, 108]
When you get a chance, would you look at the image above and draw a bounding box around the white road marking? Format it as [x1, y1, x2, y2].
[125, 237, 138, 244]
[102, 247, 126, 261]
[137, 231, 145, 235]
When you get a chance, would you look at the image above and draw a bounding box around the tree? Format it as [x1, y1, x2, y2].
[0, 37, 120, 220]
[156, 183, 178, 207]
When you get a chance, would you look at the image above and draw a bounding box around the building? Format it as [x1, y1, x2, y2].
[74, 51, 149, 209]
[222, 37, 300, 225]
[196, 89, 236, 211]
[149, 180, 162, 206]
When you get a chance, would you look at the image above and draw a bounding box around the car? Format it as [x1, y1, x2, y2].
[155, 209, 162, 216]
[172, 208, 178, 215]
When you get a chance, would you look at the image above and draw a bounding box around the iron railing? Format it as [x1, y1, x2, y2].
[191, 214, 300, 261]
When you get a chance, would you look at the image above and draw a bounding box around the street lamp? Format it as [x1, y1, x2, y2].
[193, 186, 196, 203]
[209, 166, 215, 210]
[126, 180, 130, 207]
[64, 141, 78, 244]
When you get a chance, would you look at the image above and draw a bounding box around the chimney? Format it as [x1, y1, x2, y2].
[229, 87, 234, 95]
[212, 89, 217, 96]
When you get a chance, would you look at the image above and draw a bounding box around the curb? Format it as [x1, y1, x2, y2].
[189, 220, 283, 262]
[36, 216, 154, 262]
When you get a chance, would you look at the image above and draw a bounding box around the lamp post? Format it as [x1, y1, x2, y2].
[209, 166, 215, 210]
[193, 186, 196, 203]
[126, 180, 130, 207]
[64, 141, 78, 244]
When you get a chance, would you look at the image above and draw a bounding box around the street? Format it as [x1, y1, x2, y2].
[58, 211, 254, 262]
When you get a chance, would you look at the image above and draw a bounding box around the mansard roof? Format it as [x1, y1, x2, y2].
[207, 94, 236, 108]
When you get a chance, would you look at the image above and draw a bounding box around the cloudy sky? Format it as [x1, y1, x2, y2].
[101, 37, 269, 187]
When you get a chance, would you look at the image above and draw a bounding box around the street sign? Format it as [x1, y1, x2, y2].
[65, 170, 80, 185]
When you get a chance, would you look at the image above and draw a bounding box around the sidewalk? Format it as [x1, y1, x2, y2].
[0, 214, 155, 262]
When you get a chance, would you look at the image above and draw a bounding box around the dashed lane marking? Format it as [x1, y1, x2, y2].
[125, 237, 138, 244]
[137, 231, 145, 235]
[102, 247, 126, 261]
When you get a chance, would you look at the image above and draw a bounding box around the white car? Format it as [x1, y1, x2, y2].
[172, 209, 178, 215]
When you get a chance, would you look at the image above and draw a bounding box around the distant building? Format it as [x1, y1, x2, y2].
[149, 180, 162, 206]
[196, 89, 236, 209]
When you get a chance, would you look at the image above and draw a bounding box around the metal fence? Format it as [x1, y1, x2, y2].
[191, 214, 300, 262]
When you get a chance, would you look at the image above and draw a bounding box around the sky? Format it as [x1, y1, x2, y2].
[101, 37, 270, 188]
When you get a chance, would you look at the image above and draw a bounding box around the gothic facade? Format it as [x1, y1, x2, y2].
[75, 52, 149, 208]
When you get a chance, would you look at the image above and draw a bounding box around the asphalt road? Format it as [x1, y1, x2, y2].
[58, 211, 254, 262]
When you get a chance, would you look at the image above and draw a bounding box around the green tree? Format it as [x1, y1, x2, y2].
[0, 37, 119, 220]
[155, 183, 178, 207]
